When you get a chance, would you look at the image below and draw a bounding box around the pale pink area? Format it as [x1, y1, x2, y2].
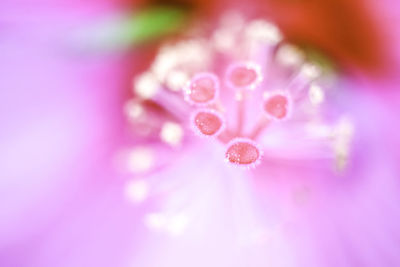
[0, 2, 148, 267]
[1, 0, 400, 267]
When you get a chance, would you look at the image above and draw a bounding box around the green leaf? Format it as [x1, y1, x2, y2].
[124, 6, 187, 44]
[73, 6, 188, 52]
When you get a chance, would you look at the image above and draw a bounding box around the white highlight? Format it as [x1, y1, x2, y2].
[276, 44, 304, 67]
[127, 147, 154, 173]
[212, 11, 244, 52]
[213, 29, 237, 52]
[300, 63, 321, 80]
[235, 91, 244, 101]
[133, 72, 159, 99]
[125, 179, 149, 203]
[305, 123, 332, 138]
[151, 39, 211, 83]
[165, 214, 189, 236]
[332, 117, 355, 170]
[160, 122, 184, 146]
[144, 213, 189, 236]
[308, 84, 325, 105]
[165, 70, 189, 92]
[124, 100, 144, 120]
[245, 19, 282, 45]
[144, 213, 167, 231]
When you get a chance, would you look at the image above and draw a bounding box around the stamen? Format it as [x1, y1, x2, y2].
[133, 72, 189, 120]
[185, 73, 219, 106]
[126, 15, 346, 172]
[244, 19, 282, 45]
[301, 63, 321, 79]
[151, 39, 211, 83]
[124, 100, 144, 121]
[165, 70, 189, 92]
[191, 109, 225, 137]
[133, 72, 160, 99]
[125, 179, 149, 203]
[217, 129, 234, 144]
[249, 116, 271, 140]
[276, 44, 305, 68]
[287, 63, 321, 95]
[226, 62, 262, 90]
[126, 146, 154, 173]
[332, 117, 354, 171]
[225, 138, 262, 167]
[308, 83, 325, 105]
[263, 92, 291, 120]
[160, 121, 184, 146]
[236, 90, 246, 135]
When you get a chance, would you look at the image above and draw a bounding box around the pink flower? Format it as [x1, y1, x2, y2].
[128, 13, 348, 170]
[1, 1, 400, 267]
[124, 11, 400, 267]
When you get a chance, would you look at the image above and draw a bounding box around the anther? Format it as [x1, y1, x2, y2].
[287, 63, 321, 94]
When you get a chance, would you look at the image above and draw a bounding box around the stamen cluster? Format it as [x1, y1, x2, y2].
[184, 60, 314, 168]
[127, 13, 353, 170]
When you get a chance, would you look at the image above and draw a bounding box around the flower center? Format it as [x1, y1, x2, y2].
[127, 16, 347, 170]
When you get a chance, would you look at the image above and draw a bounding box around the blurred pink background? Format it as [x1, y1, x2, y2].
[1, 0, 400, 266]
